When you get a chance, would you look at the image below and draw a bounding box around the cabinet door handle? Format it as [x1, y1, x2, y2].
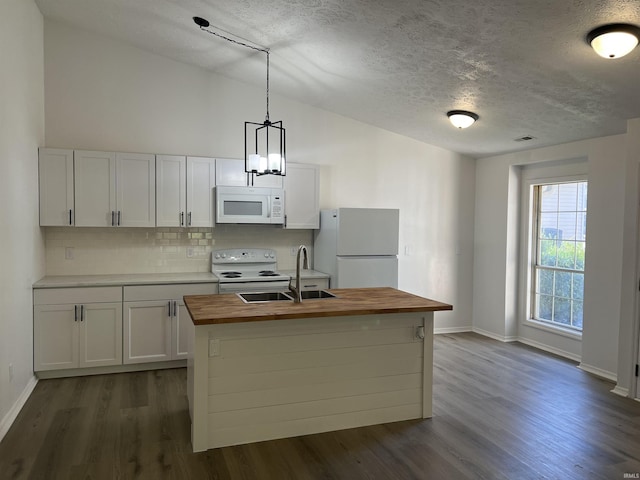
[80, 305, 85, 322]
[173, 301, 177, 318]
[117, 211, 121, 226]
[180, 211, 184, 226]
[168, 301, 172, 317]
[187, 212, 192, 226]
[74, 305, 78, 322]
[111, 211, 115, 226]
[69, 209, 73, 225]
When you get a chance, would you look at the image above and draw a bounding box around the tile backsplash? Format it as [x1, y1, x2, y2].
[45, 226, 314, 275]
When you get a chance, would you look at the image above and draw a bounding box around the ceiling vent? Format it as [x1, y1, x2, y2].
[514, 135, 536, 142]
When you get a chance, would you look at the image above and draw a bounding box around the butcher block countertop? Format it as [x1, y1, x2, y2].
[184, 287, 452, 325]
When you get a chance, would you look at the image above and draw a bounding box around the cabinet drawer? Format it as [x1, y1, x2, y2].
[34, 287, 122, 305]
[124, 283, 218, 302]
[300, 278, 330, 290]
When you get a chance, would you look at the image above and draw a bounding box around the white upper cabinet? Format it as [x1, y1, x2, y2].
[73, 150, 155, 227]
[215, 157, 283, 188]
[116, 153, 156, 227]
[39, 148, 74, 226]
[186, 156, 216, 227]
[157, 155, 215, 227]
[284, 163, 320, 229]
[39, 148, 321, 230]
[156, 155, 187, 227]
[74, 150, 117, 227]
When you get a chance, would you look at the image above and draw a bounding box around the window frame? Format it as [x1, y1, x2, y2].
[530, 181, 587, 332]
[520, 172, 587, 340]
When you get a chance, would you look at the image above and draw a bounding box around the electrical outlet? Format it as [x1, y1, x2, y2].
[187, 247, 194, 258]
[209, 339, 220, 357]
[9, 363, 13, 383]
[65, 247, 74, 260]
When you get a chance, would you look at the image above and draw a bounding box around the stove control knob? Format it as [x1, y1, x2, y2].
[264, 253, 270, 258]
[270, 253, 275, 258]
[221, 253, 227, 259]
[214, 253, 220, 259]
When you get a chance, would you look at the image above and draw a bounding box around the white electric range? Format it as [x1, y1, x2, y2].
[211, 248, 291, 293]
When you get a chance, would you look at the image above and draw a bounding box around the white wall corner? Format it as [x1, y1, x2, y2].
[616, 117, 640, 396]
[0, 375, 38, 443]
[504, 166, 521, 339]
[578, 362, 617, 383]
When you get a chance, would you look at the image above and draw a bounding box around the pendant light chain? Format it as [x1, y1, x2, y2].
[194, 16, 285, 177]
[265, 50, 270, 124]
[197, 24, 268, 55]
[197, 23, 271, 123]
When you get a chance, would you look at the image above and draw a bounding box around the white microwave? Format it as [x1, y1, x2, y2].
[215, 186, 284, 224]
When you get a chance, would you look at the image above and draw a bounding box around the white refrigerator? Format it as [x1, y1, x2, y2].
[313, 208, 399, 288]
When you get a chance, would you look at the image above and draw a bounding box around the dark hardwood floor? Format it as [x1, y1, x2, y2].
[2, 333, 640, 479]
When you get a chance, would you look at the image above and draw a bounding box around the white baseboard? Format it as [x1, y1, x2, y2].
[611, 385, 629, 397]
[35, 359, 185, 379]
[515, 336, 581, 362]
[434, 326, 472, 335]
[472, 327, 518, 343]
[0, 375, 38, 443]
[578, 363, 617, 383]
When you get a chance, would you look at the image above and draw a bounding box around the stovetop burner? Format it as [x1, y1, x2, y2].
[221, 271, 242, 278]
[259, 270, 280, 277]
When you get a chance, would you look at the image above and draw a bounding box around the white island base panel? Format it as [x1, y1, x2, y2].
[187, 312, 434, 452]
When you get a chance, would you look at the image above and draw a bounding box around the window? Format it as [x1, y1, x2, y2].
[531, 181, 587, 331]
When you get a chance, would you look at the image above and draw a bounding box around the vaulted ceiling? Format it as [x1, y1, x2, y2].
[35, 0, 640, 157]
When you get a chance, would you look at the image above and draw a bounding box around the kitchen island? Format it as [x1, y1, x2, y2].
[183, 287, 452, 452]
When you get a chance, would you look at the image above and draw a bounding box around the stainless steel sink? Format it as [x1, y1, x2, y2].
[290, 290, 338, 300]
[237, 290, 337, 303]
[237, 292, 293, 303]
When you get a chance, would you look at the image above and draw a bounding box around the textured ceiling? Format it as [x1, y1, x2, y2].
[35, 0, 640, 158]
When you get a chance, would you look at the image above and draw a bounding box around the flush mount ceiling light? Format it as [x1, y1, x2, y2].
[586, 23, 640, 59]
[194, 16, 285, 179]
[447, 110, 479, 129]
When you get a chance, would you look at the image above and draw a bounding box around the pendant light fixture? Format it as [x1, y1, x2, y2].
[194, 16, 285, 178]
[447, 110, 479, 129]
[586, 23, 640, 59]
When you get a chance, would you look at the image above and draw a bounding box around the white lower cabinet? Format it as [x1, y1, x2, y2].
[34, 287, 123, 371]
[174, 301, 191, 359]
[123, 284, 217, 364]
[123, 300, 173, 364]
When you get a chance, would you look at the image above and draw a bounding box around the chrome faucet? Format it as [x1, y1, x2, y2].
[289, 245, 309, 303]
